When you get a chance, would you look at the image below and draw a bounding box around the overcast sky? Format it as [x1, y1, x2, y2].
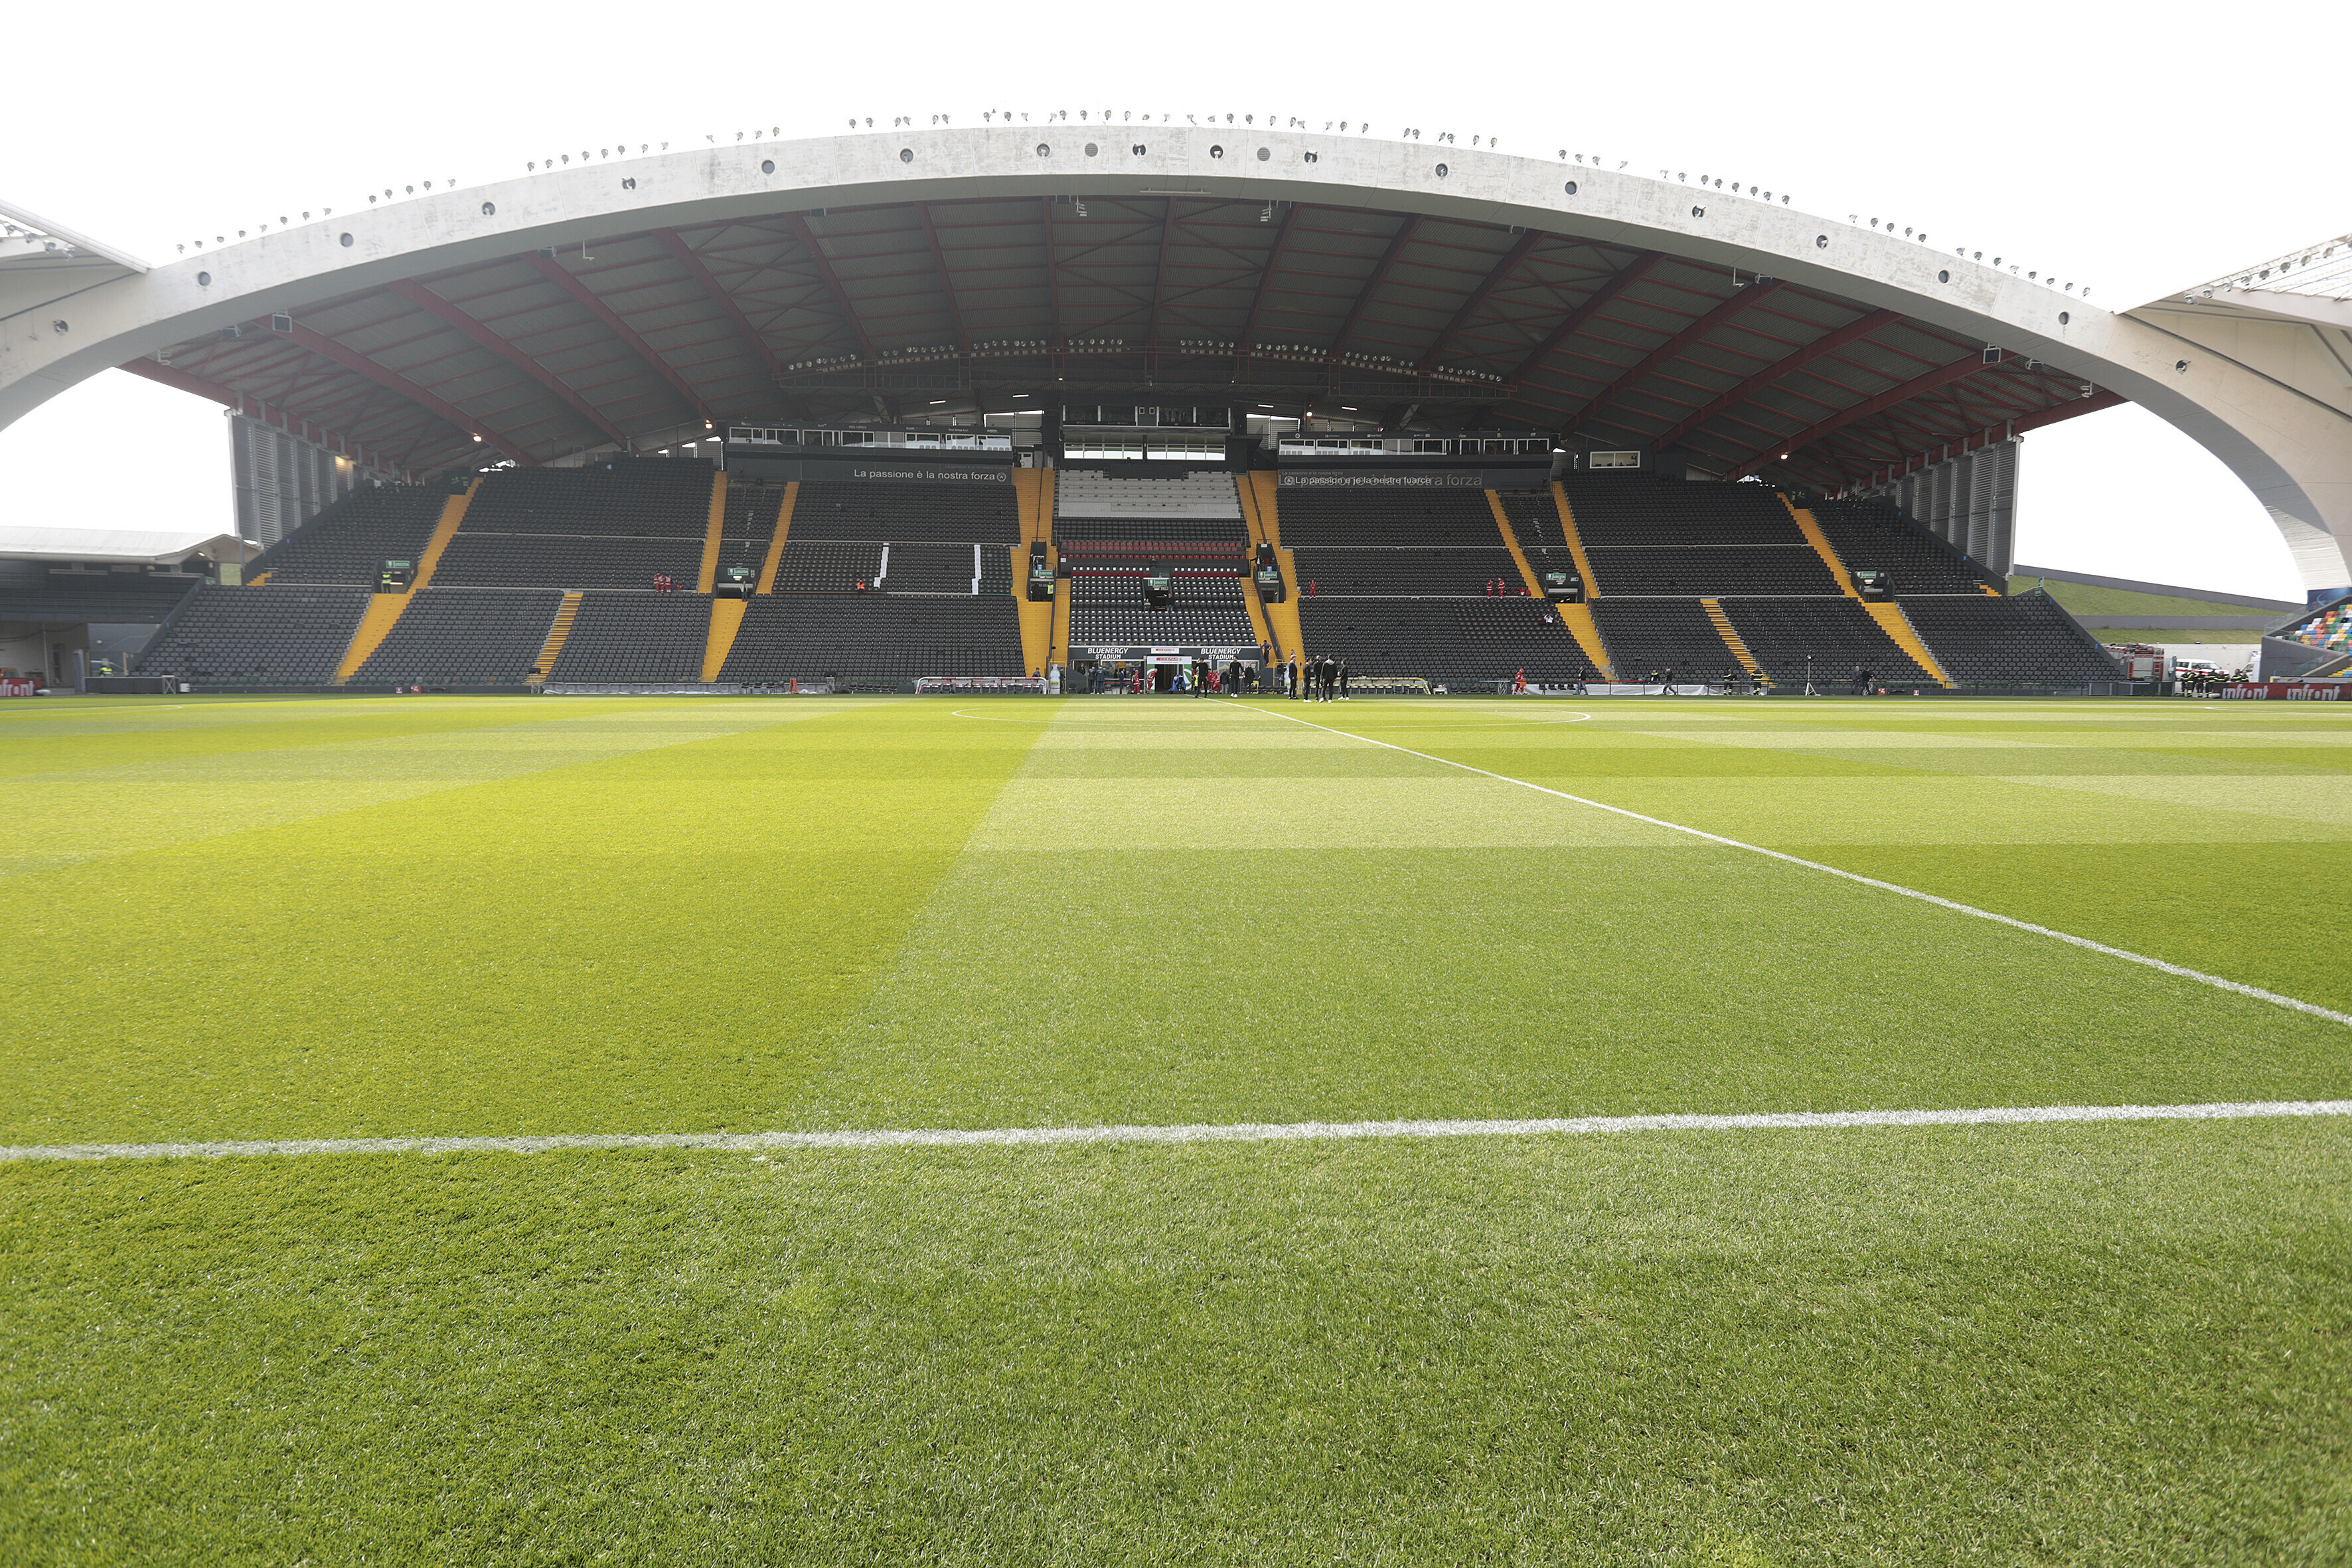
[3, 0, 2334, 599]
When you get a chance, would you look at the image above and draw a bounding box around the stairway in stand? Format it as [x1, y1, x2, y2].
[530, 593, 584, 686]
[1701, 599, 1761, 677]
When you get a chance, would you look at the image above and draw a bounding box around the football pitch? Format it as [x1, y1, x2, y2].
[5, 692, 2349, 1563]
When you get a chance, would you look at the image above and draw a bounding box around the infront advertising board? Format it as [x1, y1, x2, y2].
[2222, 680, 2345, 700]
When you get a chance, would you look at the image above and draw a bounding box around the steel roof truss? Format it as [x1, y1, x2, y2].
[1651, 308, 1905, 450]
[278, 319, 534, 465]
[779, 215, 878, 366]
[1725, 353, 1988, 479]
[1328, 215, 1423, 359]
[388, 279, 631, 450]
[526, 252, 714, 427]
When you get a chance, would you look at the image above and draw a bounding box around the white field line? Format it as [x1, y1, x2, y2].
[7, 1100, 2350, 1164]
[1232, 700, 2352, 1028]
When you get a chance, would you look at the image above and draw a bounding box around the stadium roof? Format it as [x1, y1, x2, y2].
[3, 127, 2347, 588]
[0, 525, 253, 566]
[0, 197, 148, 280]
[0, 135, 2128, 488]
[113, 198, 2128, 492]
[108, 195, 2124, 493]
[2192, 234, 2352, 303]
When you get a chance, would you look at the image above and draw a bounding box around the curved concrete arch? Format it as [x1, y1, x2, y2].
[5, 125, 2345, 588]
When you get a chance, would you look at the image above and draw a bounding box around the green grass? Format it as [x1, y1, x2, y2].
[5, 693, 2350, 1562]
[2078, 629, 2263, 649]
[2007, 576, 2286, 620]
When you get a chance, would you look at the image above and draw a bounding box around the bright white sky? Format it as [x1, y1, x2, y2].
[2, 0, 2335, 599]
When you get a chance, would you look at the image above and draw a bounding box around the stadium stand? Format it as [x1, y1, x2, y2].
[1497, 491, 1577, 578]
[1293, 546, 1522, 598]
[1566, 475, 1840, 597]
[549, 592, 711, 682]
[1297, 597, 1597, 688]
[1071, 571, 1256, 647]
[105, 462, 2126, 692]
[429, 461, 713, 590]
[1562, 476, 1808, 547]
[1055, 469, 1241, 518]
[135, 585, 368, 685]
[457, 461, 714, 536]
[1275, 489, 1500, 547]
[1900, 592, 2122, 684]
[0, 560, 197, 625]
[776, 539, 886, 593]
[2278, 596, 2352, 655]
[717, 595, 1026, 685]
[1055, 470, 1247, 544]
[1056, 470, 1255, 648]
[1587, 599, 1731, 682]
[1273, 485, 1587, 681]
[1721, 599, 1936, 686]
[789, 481, 1020, 543]
[717, 482, 787, 582]
[1808, 497, 2000, 594]
[881, 541, 996, 595]
[431, 532, 707, 591]
[349, 589, 562, 686]
[1579, 544, 1842, 597]
[246, 483, 451, 585]
[1452, 597, 1611, 684]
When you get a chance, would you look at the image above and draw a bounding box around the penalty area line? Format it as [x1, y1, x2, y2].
[1230, 700, 2352, 1029]
[5, 1100, 2351, 1164]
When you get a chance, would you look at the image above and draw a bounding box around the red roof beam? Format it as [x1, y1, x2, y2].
[1650, 308, 1906, 451]
[275, 320, 534, 465]
[1724, 354, 1994, 480]
[387, 279, 631, 451]
[1326, 215, 1423, 358]
[1559, 280, 1787, 440]
[1504, 252, 1666, 388]
[907, 206, 971, 356]
[1413, 229, 1542, 376]
[1038, 198, 1065, 351]
[783, 213, 879, 365]
[526, 252, 715, 428]
[116, 358, 416, 477]
[655, 227, 795, 395]
[1840, 390, 2126, 489]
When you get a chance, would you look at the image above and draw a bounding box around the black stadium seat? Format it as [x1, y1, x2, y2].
[250, 484, 450, 585]
[134, 585, 369, 686]
[122, 467, 2114, 691]
[551, 593, 714, 682]
[1720, 599, 1934, 686]
[351, 589, 561, 686]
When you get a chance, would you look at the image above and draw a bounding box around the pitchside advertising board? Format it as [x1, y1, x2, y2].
[2223, 680, 2346, 699]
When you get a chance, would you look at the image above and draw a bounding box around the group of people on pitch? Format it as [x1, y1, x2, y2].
[1281, 657, 1351, 701]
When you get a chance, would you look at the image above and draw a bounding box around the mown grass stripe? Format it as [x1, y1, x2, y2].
[5, 1100, 2349, 1163]
[1237, 701, 2352, 1028]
